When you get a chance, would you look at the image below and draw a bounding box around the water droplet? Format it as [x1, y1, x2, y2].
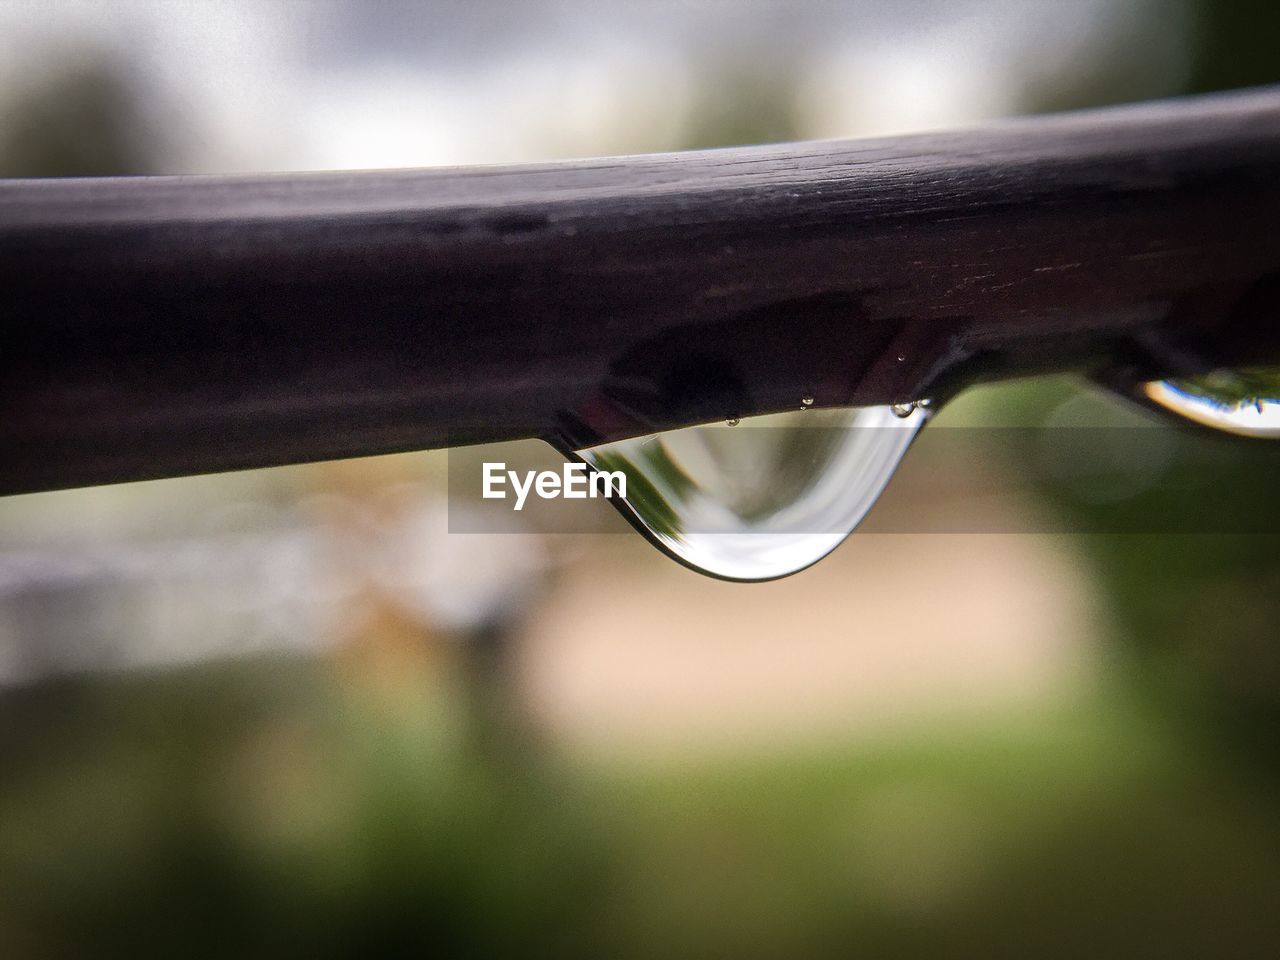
[800, 396, 814, 409]
[726, 417, 740, 426]
[890, 401, 916, 418]
[1143, 367, 1280, 438]
[574, 403, 931, 581]
[896, 354, 905, 362]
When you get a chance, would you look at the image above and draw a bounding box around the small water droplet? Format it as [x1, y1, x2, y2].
[890, 401, 916, 418]
[1142, 367, 1280, 438]
[800, 396, 814, 409]
[574, 403, 931, 581]
[896, 354, 905, 362]
[726, 417, 740, 426]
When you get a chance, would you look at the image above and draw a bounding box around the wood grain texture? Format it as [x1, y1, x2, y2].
[3, 86, 1280, 494]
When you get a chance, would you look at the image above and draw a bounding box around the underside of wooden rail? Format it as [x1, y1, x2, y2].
[3, 85, 1280, 494]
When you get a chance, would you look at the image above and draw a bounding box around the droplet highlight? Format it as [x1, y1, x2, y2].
[574, 404, 931, 581]
[1143, 368, 1280, 439]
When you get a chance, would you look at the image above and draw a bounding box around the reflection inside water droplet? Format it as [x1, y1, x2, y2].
[1143, 367, 1280, 438]
[573, 404, 930, 581]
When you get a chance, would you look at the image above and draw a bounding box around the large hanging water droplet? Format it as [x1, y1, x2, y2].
[1143, 367, 1280, 439]
[573, 404, 930, 581]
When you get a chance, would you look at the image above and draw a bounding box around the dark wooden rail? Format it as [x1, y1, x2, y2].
[4, 86, 1280, 494]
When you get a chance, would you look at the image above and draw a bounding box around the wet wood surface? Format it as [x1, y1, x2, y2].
[3, 86, 1280, 493]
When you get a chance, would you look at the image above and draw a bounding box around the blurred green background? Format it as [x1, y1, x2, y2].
[2, 1, 1279, 956]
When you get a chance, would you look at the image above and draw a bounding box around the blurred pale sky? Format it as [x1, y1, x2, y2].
[0, 0, 1192, 171]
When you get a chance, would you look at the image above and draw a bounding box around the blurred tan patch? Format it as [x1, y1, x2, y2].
[518, 526, 1096, 755]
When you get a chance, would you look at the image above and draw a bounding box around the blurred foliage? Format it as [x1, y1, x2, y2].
[0, 56, 158, 178]
[964, 376, 1280, 770]
[678, 57, 802, 149]
[3, 660, 1280, 958]
[1188, 0, 1280, 92]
